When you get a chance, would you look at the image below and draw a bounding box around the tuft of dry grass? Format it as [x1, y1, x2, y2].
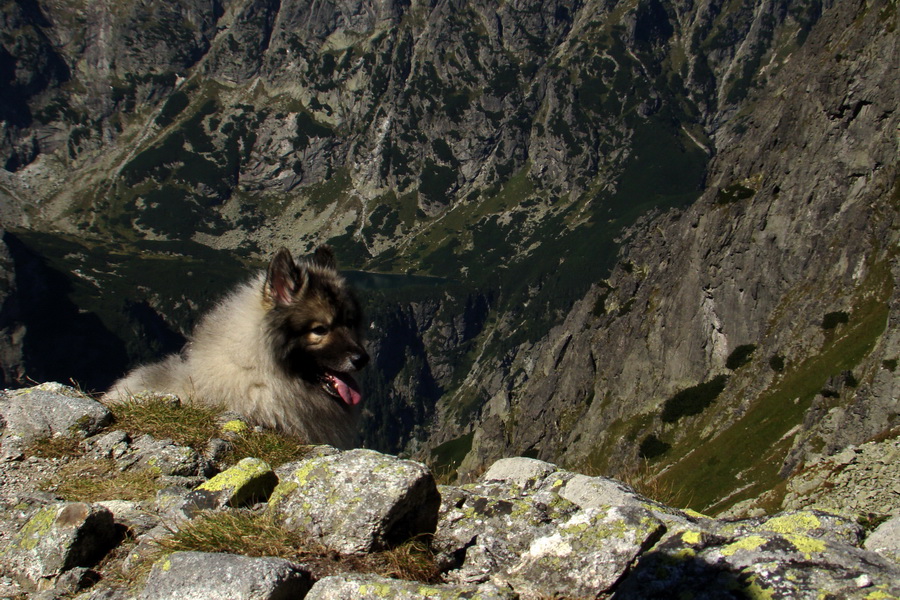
[620, 460, 694, 509]
[41, 458, 162, 502]
[224, 430, 316, 468]
[157, 510, 442, 583]
[26, 435, 86, 459]
[108, 396, 222, 449]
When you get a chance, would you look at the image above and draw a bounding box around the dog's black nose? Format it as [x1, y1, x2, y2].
[351, 351, 369, 370]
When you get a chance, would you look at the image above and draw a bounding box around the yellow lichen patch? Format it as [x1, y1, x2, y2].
[864, 589, 900, 600]
[683, 508, 710, 520]
[762, 512, 821, 535]
[742, 571, 777, 600]
[267, 480, 299, 508]
[671, 546, 697, 561]
[289, 460, 325, 487]
[866, 586, 900, 600]
[681, 530, 703, 545]
[221, 419, 249, 434]
[9, 506, 58, 551]
[720, 535, 769, 557]
[358, 582, 392, 597]
[784, 534, 826, 558]
[197, 457, 272, 493]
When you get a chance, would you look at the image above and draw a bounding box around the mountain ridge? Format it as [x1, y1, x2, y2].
[0, 0, 897, 516]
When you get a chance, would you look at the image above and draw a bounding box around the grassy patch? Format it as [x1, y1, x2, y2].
[27, 435, 85, 459]
[160, 511, 441, 583]
[41, 458, 162, 502]
[225, 430, 316, 467]
[109, 396, 223, 449]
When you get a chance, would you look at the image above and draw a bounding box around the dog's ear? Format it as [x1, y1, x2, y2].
[312, 245, 337, 270]
[264, 248, 306, 306]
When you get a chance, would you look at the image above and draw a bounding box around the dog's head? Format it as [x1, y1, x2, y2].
[262, 246, 369, 406]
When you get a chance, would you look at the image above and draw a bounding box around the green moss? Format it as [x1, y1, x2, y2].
[221, 420, 249, 435]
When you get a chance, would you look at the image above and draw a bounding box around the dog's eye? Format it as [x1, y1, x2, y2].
[310, 325, 329, 336]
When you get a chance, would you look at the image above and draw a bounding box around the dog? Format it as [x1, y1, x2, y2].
[103, 246, 369, 448]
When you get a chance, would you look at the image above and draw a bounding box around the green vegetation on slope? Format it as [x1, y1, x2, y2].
[656, 261, 892, 514]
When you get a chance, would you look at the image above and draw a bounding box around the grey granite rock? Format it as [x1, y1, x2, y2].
[3, 502, 119, 587]
[138, 551, 311, 600]
[182, 457, 277, 512]
[504, 505, 665, 598]
[0, 383, 112, 458]
[306, 574, 517, 599]
[268, 448, 440, 554]
[865, 516, 900, 565]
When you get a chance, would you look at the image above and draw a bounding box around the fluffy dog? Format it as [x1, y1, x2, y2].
[104, 246, 369, 448]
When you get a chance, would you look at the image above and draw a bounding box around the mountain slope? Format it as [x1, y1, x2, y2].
[0, 0, 897, 515]
[436, 0, 899, 514]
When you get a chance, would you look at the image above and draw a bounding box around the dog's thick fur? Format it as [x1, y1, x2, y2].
[104, 246, 369, 449]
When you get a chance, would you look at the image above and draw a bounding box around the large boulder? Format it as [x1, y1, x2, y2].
[138, 551, 311, 600]
[306, 574, 516, 599]
[0, 383, 112, 458]
[268, 449, 440, 554]
[3, 502, 119, 588]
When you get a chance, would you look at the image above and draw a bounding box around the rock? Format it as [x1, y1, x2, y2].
[120, 434, 205, 478]
[94, 500, 159, 539]
[90, 430, 131, 460]
[782, 437, 900, 517]
[3, 502, 119, 587]
[865, 516, 900, 564]
[559, 473, 652, 511]
[0, 382, 896, 598]
[503, 506, 665, 598]
[0, 383, 112, 458]
[614, 521, 900, 599]
[138, 551, 311, 600]
[723, 510, 864, 547]
[183, 457, 277, 511]
[434, 484, 566, 584]
[268, 448, 440, 554]
[306, 573, 516, 599]
[480, 457, 558, 489]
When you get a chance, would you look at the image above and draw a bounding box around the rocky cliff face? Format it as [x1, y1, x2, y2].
[0, 0, 897, 516]
[437, 0, 899, 514]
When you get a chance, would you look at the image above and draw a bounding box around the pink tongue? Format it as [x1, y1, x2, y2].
[329, 372, 362, 406]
